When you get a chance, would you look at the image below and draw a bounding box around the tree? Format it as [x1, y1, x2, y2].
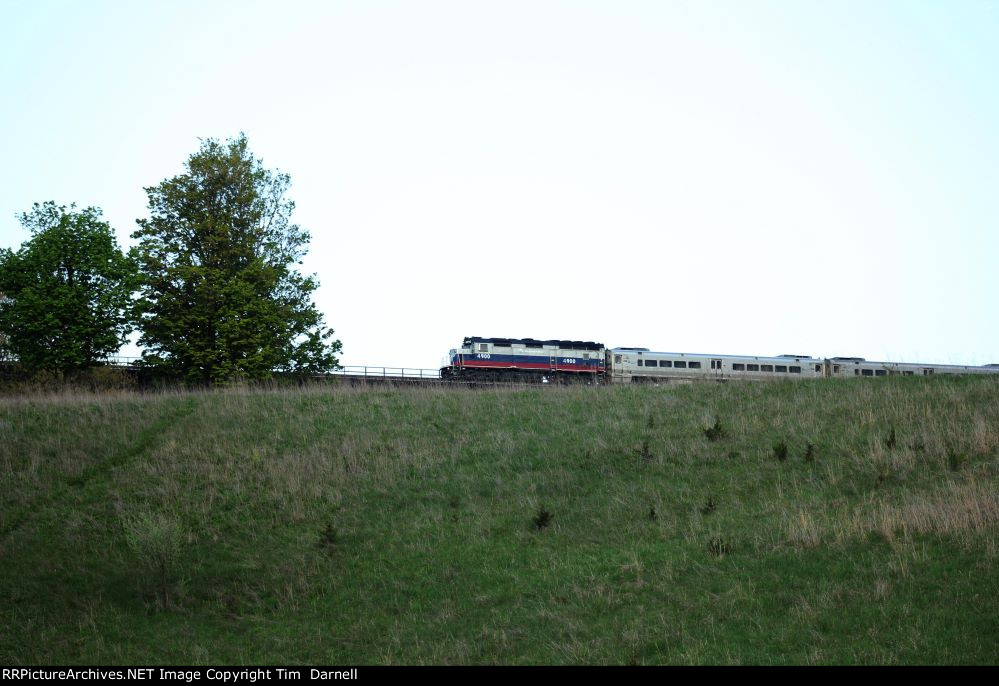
[0, 292, 11, 363]
[0, 202, 137, 373]
[132, 134, 341, 383]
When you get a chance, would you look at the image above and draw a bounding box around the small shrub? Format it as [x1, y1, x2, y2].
[700, 497, 716, 515]
[947, 450, 967, 472]
[533, 506, 552, 530]
[773, 441, 788, 462]
[707, 536, 732, 556]
[875, 469, 890, 487]
[703, 418, 725, 442]
[885, 426, 897, 450]
[319, 522, 338, 551]
[648, 506, 657, 521]
[638, 441, 653, 462]
[122, 510, 185, 610]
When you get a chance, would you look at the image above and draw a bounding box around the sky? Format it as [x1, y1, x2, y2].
[1, 0, 997, 369]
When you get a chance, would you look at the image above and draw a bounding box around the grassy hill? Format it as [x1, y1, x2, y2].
[1, 376, 997, 664]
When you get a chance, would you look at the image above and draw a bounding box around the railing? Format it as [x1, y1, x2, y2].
[106, 356, 142, 367]
[100, 358, 442, 380]
[325, 366, 442, 380]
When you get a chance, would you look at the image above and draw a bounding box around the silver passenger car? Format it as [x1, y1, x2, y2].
[608, 348, 822, 384]
[824, 357, 999, 378]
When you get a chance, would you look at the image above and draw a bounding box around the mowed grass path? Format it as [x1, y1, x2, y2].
[1, 376, 997, 664]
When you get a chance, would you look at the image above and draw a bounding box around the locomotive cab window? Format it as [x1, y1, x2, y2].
[478, 344, 488, 352]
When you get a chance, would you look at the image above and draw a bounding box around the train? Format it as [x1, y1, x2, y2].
[440, 336, 999, 384]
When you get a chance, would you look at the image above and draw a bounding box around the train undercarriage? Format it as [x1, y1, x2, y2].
[440, 366, 602, 384]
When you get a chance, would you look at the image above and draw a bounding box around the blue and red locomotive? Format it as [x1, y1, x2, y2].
[442, 336, 605, 382]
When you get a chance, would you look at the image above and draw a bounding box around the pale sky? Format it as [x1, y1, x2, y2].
[2, 0, 997, 369]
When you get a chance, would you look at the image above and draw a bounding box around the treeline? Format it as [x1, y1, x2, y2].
[0, 135, 341, 387]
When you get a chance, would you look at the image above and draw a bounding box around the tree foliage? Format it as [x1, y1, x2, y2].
[0, 202, 137, 373]
[132, 134, 341, 383]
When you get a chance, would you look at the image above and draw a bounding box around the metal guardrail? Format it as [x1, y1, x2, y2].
[101, 358, 442, 380]
[107, 356, 142, 366]
[325, 366, 442, 380]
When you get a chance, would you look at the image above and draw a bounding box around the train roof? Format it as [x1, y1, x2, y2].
[463, 336, 604, 351]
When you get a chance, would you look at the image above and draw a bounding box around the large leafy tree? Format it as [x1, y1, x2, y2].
[132, 134, 341, 383]
[0, 202, 137, 373]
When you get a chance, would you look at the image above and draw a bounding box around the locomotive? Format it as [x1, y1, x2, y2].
[441, 336, 999, 384]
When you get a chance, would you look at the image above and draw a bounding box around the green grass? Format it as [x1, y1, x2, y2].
[1, 376, 998, 664]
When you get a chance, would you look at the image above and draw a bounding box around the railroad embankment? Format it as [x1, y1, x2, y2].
[2, 376, 997, 664]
